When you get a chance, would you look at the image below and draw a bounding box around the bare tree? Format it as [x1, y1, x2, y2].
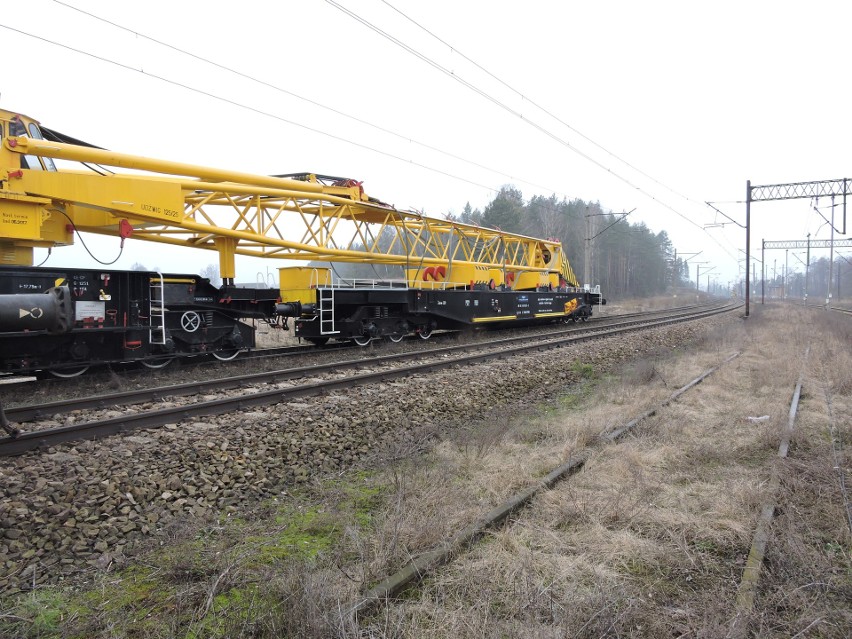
[199, 263, 222, 286]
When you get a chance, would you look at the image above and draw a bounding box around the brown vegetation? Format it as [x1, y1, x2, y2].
[1, 304, 850, 638]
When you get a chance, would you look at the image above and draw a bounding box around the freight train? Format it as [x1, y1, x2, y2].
[0, 263, 603, 376]
[0, 107, 603, 375]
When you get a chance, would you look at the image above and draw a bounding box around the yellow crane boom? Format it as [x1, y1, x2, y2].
[0, 109, 579, 288]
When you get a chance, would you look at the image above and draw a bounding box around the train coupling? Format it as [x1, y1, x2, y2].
[275, 302, 316, 317]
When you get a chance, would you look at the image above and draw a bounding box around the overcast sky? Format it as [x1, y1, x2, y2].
[3, 0, 850, 289]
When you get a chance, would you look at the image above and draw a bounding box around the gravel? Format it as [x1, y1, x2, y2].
[0, 313, 735, 593]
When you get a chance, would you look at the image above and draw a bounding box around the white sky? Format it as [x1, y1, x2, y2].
[3, 0, 850, 290]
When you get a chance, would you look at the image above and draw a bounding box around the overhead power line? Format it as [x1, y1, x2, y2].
[323, 0, 707, 233]
[8, 3, 737, 265]
[48, 0, 569, 199]
[379, 0, 699, 206]
[325, 0, 738, 262]
[589, 209, 636, 240]
[0, 23, 499, 195]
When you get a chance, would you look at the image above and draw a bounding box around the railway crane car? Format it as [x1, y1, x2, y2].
[0, 108, 604, 375]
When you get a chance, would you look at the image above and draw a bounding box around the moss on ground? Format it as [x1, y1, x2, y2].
[0, 471, 387, 639]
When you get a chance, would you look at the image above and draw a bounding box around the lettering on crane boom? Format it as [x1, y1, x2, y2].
[140, 203, 180, 219]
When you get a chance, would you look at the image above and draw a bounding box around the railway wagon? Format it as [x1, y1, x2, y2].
[284, 269, 604, 346]
[0, 265, 280, 376]
[0, 263, 604, 375]
[0, 107, 604, 376]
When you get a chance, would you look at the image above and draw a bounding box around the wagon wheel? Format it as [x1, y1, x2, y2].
[141, 357, 172, 369]
[352, 335, 372, 347]
[49, 365, 90, 378]
[212, 349, 242, 361]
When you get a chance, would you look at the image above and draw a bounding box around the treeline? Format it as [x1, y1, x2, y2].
[316, 186, 684, 298]
[450, 186, 677, 297]
[757, 256, 852, 301]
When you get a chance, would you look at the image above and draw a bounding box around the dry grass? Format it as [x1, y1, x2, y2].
[4, 305, 850, 638]
[351, 306, 851, 638]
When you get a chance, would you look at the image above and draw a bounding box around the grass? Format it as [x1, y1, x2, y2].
[3, 304, 850, 637]
[350, 306, 851, 637]
[0, 474, 387, 638]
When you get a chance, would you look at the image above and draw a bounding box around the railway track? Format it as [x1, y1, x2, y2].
[0, 302, 714, 384]
[3, 299, 846, 632]
[802, 301, 852, 316]
[0, 303, 715, 400]
[347, 307, 847, 632]
[0, 301, 737, 456]
[1, 301, 723, 417]
[352, 351, 743, 613]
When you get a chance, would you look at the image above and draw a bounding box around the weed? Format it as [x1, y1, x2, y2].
[570, 361, 596, 379]
[1, 589, 75, 638]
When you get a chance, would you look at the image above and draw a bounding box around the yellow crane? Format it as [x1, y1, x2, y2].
[1, 108, 579, 293]
[0, 108, 603, 373]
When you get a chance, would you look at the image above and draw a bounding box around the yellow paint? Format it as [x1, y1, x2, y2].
[514, 271, 558, 290]
[157, 278, 197, 284]
[564, 299, 579, 314]
[0, 197, 42, 240]
[472, 315, 517, 323]
[279, 266, 330, 303]
[213, 237, 237, 280]
[1, 109, 583, 284]
[487, 269, 505, 287]
[0, 242, 32, 265]
[18, 170, 185, 224]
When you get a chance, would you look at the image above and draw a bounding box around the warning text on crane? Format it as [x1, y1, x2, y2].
[1, 203, 39, 240]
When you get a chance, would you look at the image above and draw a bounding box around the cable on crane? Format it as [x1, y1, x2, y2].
[57, 210, 124, 266]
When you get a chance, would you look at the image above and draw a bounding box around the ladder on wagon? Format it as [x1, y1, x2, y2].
[149, 274, 166, 345]
[318, 288, 337, 336]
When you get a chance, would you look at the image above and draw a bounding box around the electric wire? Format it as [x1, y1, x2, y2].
[705, 202, 745, 228]
[379, 0, 700, 206]
[7, 7, 739, 269]
[588, 209, 635, 241]
[325, 0, 738, 262]
[323, 2, 720, 234]
[57, 210, 124, 265]
[32, 0, 713, 229]
[0, 23, 496, 195]
[34, 247, 52, 267]
[49, 0, 566, 199]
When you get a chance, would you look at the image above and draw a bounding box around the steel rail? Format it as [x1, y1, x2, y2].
[4, 302, 733, 424]
[822, 383, 852, 535]
[0, 302, 738, 456]
[729, 348, 809, 638]
[0, 301, 715, 382]
[351, 351, 742, 614]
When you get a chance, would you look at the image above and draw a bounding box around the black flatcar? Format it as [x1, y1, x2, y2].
[0, 265, 280, 376]
[0, 264, 604, 376]
[286, 279, 604, 345]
